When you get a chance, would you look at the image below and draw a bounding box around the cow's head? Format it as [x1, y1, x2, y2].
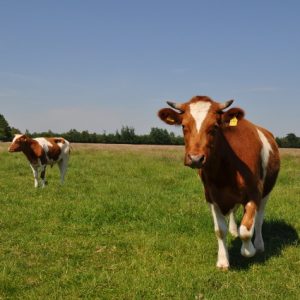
[8, 134, 29, 152]
[9, 134, 44, 158]
[158, 96, 236, 168]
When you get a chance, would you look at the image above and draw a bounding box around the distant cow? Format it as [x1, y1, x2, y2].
[158, 96, 280, 269]
[8, 134, 70, 187]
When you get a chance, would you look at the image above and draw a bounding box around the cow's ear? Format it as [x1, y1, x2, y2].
[158, 108, 182, 125]
[18, 135, 27, 142]
[221, 107, 245, 125]
[30, 142, 43, 157]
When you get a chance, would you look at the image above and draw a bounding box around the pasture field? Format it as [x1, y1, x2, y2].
[0, 143, 299, 299]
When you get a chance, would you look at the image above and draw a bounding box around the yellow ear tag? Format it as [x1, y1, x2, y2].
[166, 117, 175, 124]
[229, 116, 238, 127]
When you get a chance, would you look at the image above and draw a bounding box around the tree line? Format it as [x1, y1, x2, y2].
[28, 126, 184, 145]
[1, 113, 299, 147]
[0, 114, 183, 145]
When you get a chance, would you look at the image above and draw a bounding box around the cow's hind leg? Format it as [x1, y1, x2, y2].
[254, 195, 268, 252]
[229, 206, 239, 238]
[58, 158, 68, 184]
[239, 201, 257, 257]
[40, 165, 47, 188]
[210, 203, 229, 270]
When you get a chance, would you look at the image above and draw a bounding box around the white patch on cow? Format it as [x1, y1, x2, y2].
[257, 129, 273, 181]
[210, 203, 229, 269]
[30, 164, 39, 188]
[254, 195, 268, 252]
[239, 223, 256, 257]
[57, 140, 70, 183]
[34, 137, 50, 153]
[12, 134, 22, 143]
[190, 102, 211, 132]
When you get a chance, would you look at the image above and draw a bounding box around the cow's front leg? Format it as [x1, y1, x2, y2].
[210, 203, 229, 270]
[30, 164, 39, 188]
[239, 201, 257, 257]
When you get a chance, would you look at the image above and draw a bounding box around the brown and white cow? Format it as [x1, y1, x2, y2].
[158, 95, 280, 269]
[8, 134, 70, 188]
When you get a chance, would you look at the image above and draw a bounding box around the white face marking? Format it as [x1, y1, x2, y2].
[257, 129, 273, 180]
[190, 102, 211, 132]
[12, 134, 22, 143]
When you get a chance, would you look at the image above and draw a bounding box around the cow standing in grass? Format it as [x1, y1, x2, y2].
[8, 134, 70, 188]
[158, 96, 280, 269]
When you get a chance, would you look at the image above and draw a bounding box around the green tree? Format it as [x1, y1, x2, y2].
[286, 133, 300, 148]
[120, 126, 136, 144]
[149, 127, 171, 144]
[11, 127, 21, 135]
[275, 137, 282, 147]
[0, 114, 12, 141]
[276, 133, 300, 148]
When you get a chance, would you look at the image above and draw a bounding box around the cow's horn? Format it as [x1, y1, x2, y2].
[166, 101, 184, 112]
[219, 99, 234, 111]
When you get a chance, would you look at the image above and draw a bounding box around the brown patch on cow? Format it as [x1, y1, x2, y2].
[52, 138, 65, 144]
[241, 201, 257, 232]
[30, 140, 43, 157]
[46, 138, 62, 161]
[236, 171, 246, 189]
[27, 140, 47, 165]
[189, 95, 213, 105]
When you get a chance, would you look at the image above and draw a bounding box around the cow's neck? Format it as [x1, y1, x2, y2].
[203, 131, 230, 181]
[22, 144, 38, 164]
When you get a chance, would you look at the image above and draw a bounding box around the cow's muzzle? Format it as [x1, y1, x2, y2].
[8, 146, 18, 152]
[185, 154, 206, 169]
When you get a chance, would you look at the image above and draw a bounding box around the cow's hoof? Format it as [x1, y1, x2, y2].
[217, 261, 229, 271]
[217, 265, 229, 271]
[229, 228, 238, 238]
[241, 242, 256, 257]
[254, 239, 265, 253]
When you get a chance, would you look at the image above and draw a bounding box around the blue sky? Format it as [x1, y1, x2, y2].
[1, 0, 299, 136]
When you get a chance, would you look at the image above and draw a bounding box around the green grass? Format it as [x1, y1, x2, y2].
[0, 144, 299, 299]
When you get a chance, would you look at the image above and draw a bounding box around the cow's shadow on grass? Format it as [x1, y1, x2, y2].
[229, 219, 299, 270]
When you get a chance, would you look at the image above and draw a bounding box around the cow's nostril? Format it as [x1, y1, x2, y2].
[188, 154, 206, 166]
